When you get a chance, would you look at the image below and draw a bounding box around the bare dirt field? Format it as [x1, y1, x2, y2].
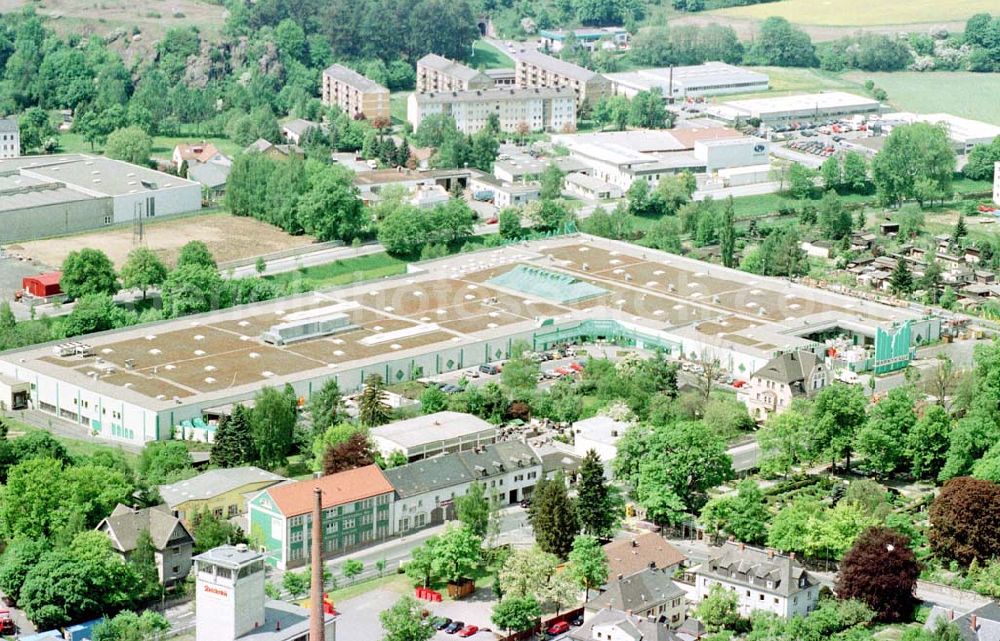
[8, 213, 316, 270]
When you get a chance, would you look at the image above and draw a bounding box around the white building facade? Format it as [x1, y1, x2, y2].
[407, 87, 577, 135]
[0, 117, 19, 158]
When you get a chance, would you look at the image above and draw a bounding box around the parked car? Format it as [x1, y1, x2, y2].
[547, 621, 570, 636]
[571, 615, 584, 627]
[458, 625, 480, 637]
[0, 608, 15, 635]
[479, 363, 500, 375]
[434, 617, 453, 631]
[446, 621, 465, 634]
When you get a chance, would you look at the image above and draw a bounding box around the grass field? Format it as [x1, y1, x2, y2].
[845, 72, 1000, 125]
[265, 252, 407, 290]
[58, 131, 242, 160]
[470, 40, 514, 70]
[712, 0, 995, 26]
[6, 416, 141, 465]
[390, 92, 409, 126]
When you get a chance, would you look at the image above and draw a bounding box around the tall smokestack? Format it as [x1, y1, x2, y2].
[310, 487, 325, 641]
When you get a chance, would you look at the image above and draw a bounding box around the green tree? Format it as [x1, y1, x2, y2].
[567, 535, 608, 601]
[539, 163, 566, 201]
[61, 248, 119, 299]
[528, 472, 579, 558]
[342, 559, 364, 584]
[359, 374, 391, 427]
[138, 441, 193, 486]
[190, 507, 248, 554]
[576, 450, 621, 539]
[105, 126, 153, 165]
[92, 610, 170, 641]
[432, 525, 481, 584]
[120, 247, 167, 299]
[210, 404, 256, 468]
[745, 17, 817, 66]
[20, 531, 141, 630]
[842, 151, 870, 193]
[699, 480, 770, 545]
[309, 378, 345, 434]
[455, 481, 492, 538]
[298, 166, 367, 242]
[0, 537, 48, 603]
[501, 350, 540, 396]
[160, 264, 223, 317]
[420, 386, 448, 414]
[695, 583, 742, 633]
[810, 383, 867, 470]
[756, 407, 810, 478]
[855, 387, 916, 477]
[130, 529, 163, 602]
[719, 197, 736, 268]
[491, 596, 541, 636]
[889, 258, 914, 297]
[788, 163, 816, 199]
[62, 294, 120, 336]
[627, 88, 669, 129]
[498, 208, 522, 240]
[380, 596, 435, 641]
[821, 155, 842, 190]
[872, 122, 956, 207]
[818, 190, 852, 240]
[250, 386, 297, 469]
[176, 240, 217, 269]
[498, 546, 578, 612]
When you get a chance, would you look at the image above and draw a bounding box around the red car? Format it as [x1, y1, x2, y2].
[732, 380, 746, 388]
[0, 608, 15, 635]
[485, 217, 498, 225]
[458, 625, 480, 638]
[547, 621, 570, 636]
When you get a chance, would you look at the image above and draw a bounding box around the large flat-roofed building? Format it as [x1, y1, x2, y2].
[509, 47, 611, 107]
[879, 112, 1000, 154]
[606, 62, 770, 100]
[371, 410, 498, 461]
[707, 91, 882, 126]
[321, 64, 390, 121]
[0, 154, 201, 242]
[417, 54, 493, 93]
[0, 117, 19, 159]
[407, 86, 577, 135]
[551, 127, 769, 190]
[0, 235, 938, 447]
[539, 27, 629, 52]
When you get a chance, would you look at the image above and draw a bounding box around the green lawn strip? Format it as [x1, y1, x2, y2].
[265, 252, 408, 290]
[5, 416, 141, 465]
[470, 40, 514, 70]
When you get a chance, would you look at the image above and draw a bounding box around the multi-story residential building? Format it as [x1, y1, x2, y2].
[407, 87, 577, 135]
[0, 117, 19, 158]
[96, 504, 195, 586]
[510, 47, 611, 107]
[693, 542, 820, 619]
[158, 466, 287, 525]
[585, 567, 687, 628]
[322, 64, 390, 121]
[383, 441, 542, 534]
[248, 465, 394, 569]
[417, 54, 493, 93]
[739, 350, 828, 422]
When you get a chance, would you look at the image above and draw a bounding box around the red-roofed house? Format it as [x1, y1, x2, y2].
[22, 271, 62, 299]
[247, 465, 394, 569]
[172, 142, 230, 173]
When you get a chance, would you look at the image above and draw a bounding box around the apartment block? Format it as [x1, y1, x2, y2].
[417, 54, 493, 93]
[321, 64, 391, 121]
[510, 47, 610, 107]
[407, 86, 577, 135]
[0, 117, 19, 159]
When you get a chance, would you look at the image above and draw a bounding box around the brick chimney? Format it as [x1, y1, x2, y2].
[970, 615, 978, 632]
[310, 487, 325, 641]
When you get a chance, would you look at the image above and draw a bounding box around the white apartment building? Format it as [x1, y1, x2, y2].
[694, 542, 820, 619]
[382, 441, 542, 533]
[416, 54, 493, 93]
[0, 117, 20, 158]
[407, 87, 577, 135]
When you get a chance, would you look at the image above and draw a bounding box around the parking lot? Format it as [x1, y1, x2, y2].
[337, 586, 498, 641]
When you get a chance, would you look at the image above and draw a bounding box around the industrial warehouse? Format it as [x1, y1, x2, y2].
[0, 154, 202, 242]
[705, 91, 883, 126]
[605, 62, 770, 99]
[0, 235, 938, 447]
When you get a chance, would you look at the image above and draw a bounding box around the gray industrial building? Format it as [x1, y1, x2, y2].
[0, 154, 202, 242]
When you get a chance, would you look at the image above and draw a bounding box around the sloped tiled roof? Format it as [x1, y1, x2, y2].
[265, 465, 393, 518]
[604, 532, 688, 579]
[159, 466, 286, 508]
[753, 350, 820, 385]
[695, 541, 814, 598]
[926, 603, 1000, 641]
[571, 608, 681, 641]
[383, 441, 541, 498]
[586, 567, 686, 613]
[97, 504, 193, 552]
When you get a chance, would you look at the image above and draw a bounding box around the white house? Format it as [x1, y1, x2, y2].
[693, 542, 819, 619]
[739, 350, 828, 422]
[382, 441, 542, 533]
[0, 117, 19, 158]
[573, 415, 631, 475]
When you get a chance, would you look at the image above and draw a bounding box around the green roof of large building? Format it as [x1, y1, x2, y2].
[487, 265, 607, 304]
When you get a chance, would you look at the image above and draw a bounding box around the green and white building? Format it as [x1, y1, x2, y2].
[248, 465, 394, 570]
